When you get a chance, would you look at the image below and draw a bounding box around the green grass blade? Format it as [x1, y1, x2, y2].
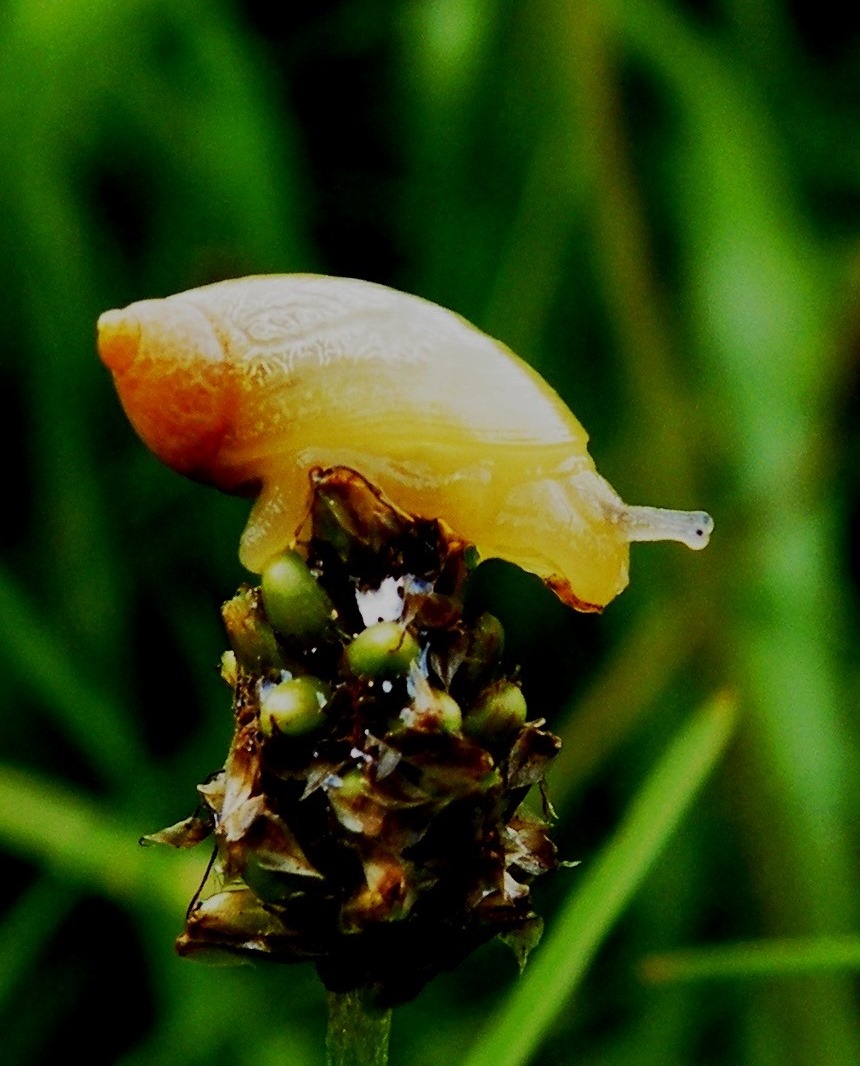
[548, 599, 703, 813]
[463, 692, 737, 1066]
[641, 937, 860, 984]
[0, 763, 201, 914]
[0, 876, 75, 1008]
[0, 565, 143, 792]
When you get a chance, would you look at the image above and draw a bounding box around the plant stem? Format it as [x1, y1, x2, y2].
[325, 989, 391, 1066]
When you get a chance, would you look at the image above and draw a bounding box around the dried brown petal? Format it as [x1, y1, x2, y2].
[140, 812, 213, 849]
[506, 721, 562, 789]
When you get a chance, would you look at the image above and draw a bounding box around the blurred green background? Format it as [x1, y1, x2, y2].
[1, 1, 859, 1063]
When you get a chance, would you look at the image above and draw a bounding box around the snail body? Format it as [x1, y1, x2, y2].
[98, 274, 711, 610]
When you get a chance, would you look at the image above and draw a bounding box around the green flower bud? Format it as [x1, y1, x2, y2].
[472, 612, 504, 664]
[432, 691, 463, 732]
[334, 767, 368, 801]
[463, 681, 527, 740]
[457, 611, 505, 691]
[261, 551, 336, 641]
[259, 676, 330, 737]
[407, 681, 463, 732]
[345, 621, 420, 678]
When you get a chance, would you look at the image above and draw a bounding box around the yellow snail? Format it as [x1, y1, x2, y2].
[97, 274, 712, 610]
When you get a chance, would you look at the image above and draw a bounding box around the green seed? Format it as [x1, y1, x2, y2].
[334, 767, 368, 801]
[259, 676, 330, 737]
[431, 691, 463, 732]
[457, 611, 505, 690]
[261, 551, 336, 641]
[472, 612, 504, 663]
[410, 686, 463, 732]
[345, 621, 420, 678]
[463, 681, 527, 740]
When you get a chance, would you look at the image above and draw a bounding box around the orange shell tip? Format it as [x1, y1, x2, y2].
[97, 309, 140, 374]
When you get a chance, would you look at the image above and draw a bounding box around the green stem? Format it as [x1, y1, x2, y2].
[325, 990, 391, 1066]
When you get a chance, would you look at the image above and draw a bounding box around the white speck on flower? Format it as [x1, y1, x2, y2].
[356, 576, 405, 626]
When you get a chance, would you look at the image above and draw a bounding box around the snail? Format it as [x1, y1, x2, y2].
[97, 274, 712, 610]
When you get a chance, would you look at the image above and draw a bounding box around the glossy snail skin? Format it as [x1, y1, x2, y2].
[98, 275, 712, 610]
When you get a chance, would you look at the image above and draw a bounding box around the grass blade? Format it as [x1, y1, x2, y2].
[641, 937, 860, 984]
[463, 691, 737, 1066]
[0, 565, 143, 792]
[0, 763, 201, 915]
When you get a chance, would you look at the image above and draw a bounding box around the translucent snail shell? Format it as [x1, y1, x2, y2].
[97, 274, 712, 611]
